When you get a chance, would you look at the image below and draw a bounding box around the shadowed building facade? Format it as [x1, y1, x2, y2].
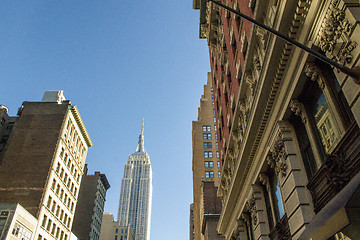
[194, 0, 360, 239]
[117, 121, 152, 240]
[72, 166, 110, 240]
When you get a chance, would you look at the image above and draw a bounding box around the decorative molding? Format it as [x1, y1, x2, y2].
[315, 2, 357, 64]
[268, 136, 288, 177]
[289, 99, 307, 124]
[304, 62, 325, 89]
[246, 197, 258, 225]
[259, 173, 269, 187]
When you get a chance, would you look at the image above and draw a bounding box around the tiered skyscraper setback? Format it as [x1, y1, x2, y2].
[117, 120, 152, 240]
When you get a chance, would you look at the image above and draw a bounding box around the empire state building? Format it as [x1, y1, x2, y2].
[117, 120, 152, 240]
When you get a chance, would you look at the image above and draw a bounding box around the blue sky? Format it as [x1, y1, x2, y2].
[0, 1, 209, 239]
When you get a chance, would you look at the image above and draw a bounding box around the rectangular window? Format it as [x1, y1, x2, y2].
[42, 215, 47, 227]
[203, 142, 212, 149]
[203, 133, 212, 140]
[214, 125, 217, 131]
[46, 219, 52, 231]
[214, 117, 216, 123]
[215, 133, 218, 139]
[204, 151, 213, 158]
[218, 171, 221, 178]
[212, 102, 214, 107]
[213, 109, 215, 115]
[216, 142, 218, 148]
[204, 161, 214, 168]
[216, 151, 219, 158]
[205, 171, 214, 178]
[217, 161, 220, 168]
[202, 125, 211, 131]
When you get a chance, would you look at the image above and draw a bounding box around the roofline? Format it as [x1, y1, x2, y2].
[69, 105, 93, 147]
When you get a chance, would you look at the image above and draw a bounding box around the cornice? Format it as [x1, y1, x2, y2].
[217, 0, 312, 236]
[69, 105, 93, 147]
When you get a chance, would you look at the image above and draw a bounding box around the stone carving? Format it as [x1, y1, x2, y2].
[259, 173, 269, 188]
[335, 41, 358, 65]
[253, 54, 261, 71]
[245, 72, 256, 97]
[289, 99, 307, 124]
[316, 3, 357, 63]
[255, 26, 268, 48]
[304, 62, 325, 89]
[268, 137, 288, 177]
[247, 197, 258, 225]
[304, 62, 319, 81]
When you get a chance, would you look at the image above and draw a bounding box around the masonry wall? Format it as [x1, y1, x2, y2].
[0, 101, 68, 217]
[72, 174, 99, 239]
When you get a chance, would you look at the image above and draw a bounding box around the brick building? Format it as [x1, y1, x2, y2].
[0, 91, 92, 240]
[72, 165, 110, 240]
[194, 0, 360, 239]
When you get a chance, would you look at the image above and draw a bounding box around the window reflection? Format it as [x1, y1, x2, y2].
[312, 93, 340, 153]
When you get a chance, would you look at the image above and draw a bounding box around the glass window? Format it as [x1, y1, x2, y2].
[212, 102, 214, 107]
[211, 88, 213, 92]
[204, 151, 213, 158]
[205, 171, 214, 178]
[211, 94, 214, 100]
[203, 142, 212, 149]
[216, 151, 219, 158]
[204, 161, 214, 168]
[0, 118, 5, 126]
[213, 109, 215, 115]
[202, 125, 211, 131]
[215, 133, 218, 140]
[214, 125, 217, 131]
[218, 171, 221, 178]
[203, 133, 212, 140]
[213, 117, 216, 123]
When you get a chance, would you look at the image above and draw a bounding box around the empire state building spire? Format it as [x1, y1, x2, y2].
[136, 118, 145, 153]
[118, 117, 152, 240]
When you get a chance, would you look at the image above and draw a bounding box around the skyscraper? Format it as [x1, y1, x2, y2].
[117, 120, 152, 240]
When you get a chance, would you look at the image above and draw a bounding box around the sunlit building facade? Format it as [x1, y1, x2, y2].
[0, 91, 92, 240]
[194, 0, 360, 239]
[117, 121, 152, 240]
[192, 73, 224, 240]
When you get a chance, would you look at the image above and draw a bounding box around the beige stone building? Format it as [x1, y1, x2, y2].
[0, 203, 38, 240]
[192, 73, 223, 240]
[0, 91, 92, 240]
[194, 0, 360, 239]
[99, 213, 134, 240]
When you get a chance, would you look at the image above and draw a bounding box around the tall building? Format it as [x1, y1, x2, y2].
[72, 165, 110, 240]
[194, 0, 360, 239]
[0, 91, 92, 240]
[192, 74, 223, 240]
[99, 213, 135, 240]
[117, 120, 152, 240]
